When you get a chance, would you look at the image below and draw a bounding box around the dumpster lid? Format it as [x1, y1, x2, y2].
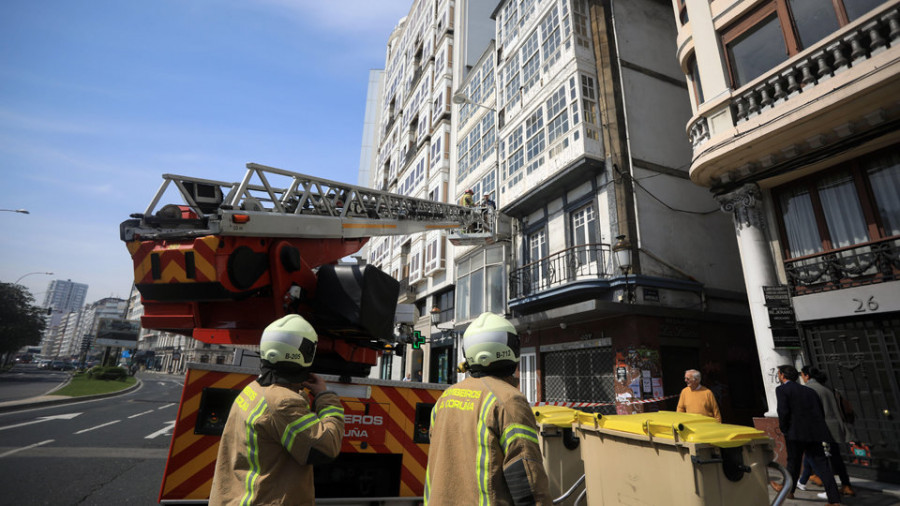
[532, 406, 582, 427]
[575, 411, 770, 448]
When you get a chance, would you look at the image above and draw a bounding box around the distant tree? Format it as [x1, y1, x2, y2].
[0, 283, 47, 361]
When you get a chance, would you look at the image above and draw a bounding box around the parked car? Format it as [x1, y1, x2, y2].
[50, 360, 75, 371]
[36, 359, 51, 369]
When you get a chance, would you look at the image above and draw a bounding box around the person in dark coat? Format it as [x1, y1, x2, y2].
[773, 364, 841, 505]
[799, 366, 856, 497]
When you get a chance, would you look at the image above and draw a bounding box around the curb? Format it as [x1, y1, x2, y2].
[0, 376, 143, 414]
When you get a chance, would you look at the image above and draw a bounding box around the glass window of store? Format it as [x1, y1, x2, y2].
[721, 0, 883, 88]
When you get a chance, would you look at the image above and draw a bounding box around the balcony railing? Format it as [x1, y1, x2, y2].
[687, 3, 900, 150]
[734, 6, 898, 124]
[509, 243, 611, 300]
[785, 237, 900, 295]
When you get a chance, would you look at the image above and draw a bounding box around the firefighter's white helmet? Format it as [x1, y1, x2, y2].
[463, 312, 519, 372]
[259, 314, 318, 367]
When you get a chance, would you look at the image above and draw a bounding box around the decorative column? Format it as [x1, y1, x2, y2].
[717, 183, 791, 417]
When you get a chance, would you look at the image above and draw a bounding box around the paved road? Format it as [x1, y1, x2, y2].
[0, 364, 70, 402]
[0, 371, 184, 505]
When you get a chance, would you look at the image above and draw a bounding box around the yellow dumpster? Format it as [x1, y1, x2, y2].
[573, 411, 773, 506]
[533, 406, 586, 505]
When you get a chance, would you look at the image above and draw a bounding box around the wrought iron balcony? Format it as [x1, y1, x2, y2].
[785, 237, 900, 295]
[509, 243, 611, 300]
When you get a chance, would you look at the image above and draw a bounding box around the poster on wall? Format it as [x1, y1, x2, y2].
[615, 347, 663, 414]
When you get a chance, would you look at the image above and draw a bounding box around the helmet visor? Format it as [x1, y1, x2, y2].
[299, 337, 317, 365]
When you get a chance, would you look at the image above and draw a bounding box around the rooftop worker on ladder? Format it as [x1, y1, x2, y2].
[209, 315, 344, 506]
[425, 312, 551, 505]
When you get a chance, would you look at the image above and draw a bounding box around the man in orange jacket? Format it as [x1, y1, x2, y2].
[676, 369, 722, 422]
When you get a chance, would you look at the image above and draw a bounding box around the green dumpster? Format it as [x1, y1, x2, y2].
[573, 411, 773, 506]
[533, 406, 586, 504]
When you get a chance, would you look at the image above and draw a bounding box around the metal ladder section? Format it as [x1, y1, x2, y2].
[134, 162, 488, 240]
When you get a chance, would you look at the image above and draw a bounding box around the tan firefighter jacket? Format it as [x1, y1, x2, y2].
[209, 380, 344, 506]
[425, 375, 551, 505]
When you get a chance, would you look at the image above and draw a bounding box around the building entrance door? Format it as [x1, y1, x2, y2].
[803, 316, 900, 481]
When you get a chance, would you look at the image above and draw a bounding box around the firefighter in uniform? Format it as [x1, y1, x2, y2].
[209, 315, 344, 505]
[459, 189, 475, 207]
[425, 312, 551, 505]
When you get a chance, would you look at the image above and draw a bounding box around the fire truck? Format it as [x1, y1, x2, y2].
[120, 163, 507, 504]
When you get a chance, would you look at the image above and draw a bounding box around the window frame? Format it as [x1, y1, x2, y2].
[720, 0, 861, 89]
[774, 148, 896, 261]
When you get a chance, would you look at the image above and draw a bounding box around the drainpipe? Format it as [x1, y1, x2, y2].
[589, 0, 639, 272]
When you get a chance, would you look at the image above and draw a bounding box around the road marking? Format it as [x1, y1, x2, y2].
[74, 420, 120, 434]
[128, 409, 155, 419]
[157, 403, 175, 410]
[1, 446, 168, 459]
[0, 412, 82, 432]
[0, 439, 54, 458]
[146, 420, 176, 439]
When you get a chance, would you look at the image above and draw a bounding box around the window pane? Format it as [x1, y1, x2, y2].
[486, 245, 503, 265]
[844, 0, 883, 21]
[726, 13, 788, 88]
[487, 265, 505, 314]
[779, 186, 823, 257]
[817, 170, 868, 248]
[788, 0, 840, 49]
[456, 275, 470, 321]
[865, 151, 900, 237]
[470, 269, 484, 317]
[690, 57, 704, 104]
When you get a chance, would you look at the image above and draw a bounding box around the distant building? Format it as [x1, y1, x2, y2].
[40, 279, 88, 356]
[42, 279, 88, 327]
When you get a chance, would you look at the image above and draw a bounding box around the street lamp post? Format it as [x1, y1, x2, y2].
[612, 235, 633, 303]
[0, 209, 29, 214]
[15, 271, 54, 285]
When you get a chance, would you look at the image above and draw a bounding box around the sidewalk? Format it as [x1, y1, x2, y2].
[767, 468, 900, 505]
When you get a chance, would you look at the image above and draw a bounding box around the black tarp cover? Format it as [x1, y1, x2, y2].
[314, 264, 399, 342]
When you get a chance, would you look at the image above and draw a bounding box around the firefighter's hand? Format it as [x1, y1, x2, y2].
[301, 373, 327, 395]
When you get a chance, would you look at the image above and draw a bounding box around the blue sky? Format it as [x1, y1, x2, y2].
[0, 0, 412, 304]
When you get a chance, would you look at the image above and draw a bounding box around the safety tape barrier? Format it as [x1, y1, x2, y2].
[533, 394, 679, 408]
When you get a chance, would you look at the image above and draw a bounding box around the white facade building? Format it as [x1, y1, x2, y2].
[671, 0, 900, 475]
[365, 0, 762, 425]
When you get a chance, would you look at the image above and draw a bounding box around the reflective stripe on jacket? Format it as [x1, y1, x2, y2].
[209, 380, 344, 505]
[425, 375, 551, 506]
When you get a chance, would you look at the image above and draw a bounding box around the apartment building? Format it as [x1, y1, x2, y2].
[365, 0, 765, 425]
[367, 0, 495, 383]
[457, 0, 763, 422]
[672, 0, 899, 476]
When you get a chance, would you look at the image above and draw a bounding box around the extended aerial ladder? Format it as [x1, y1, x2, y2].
[121, 163, 506, 375]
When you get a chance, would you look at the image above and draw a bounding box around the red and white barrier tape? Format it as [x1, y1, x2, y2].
[534, 394, 679, 408]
